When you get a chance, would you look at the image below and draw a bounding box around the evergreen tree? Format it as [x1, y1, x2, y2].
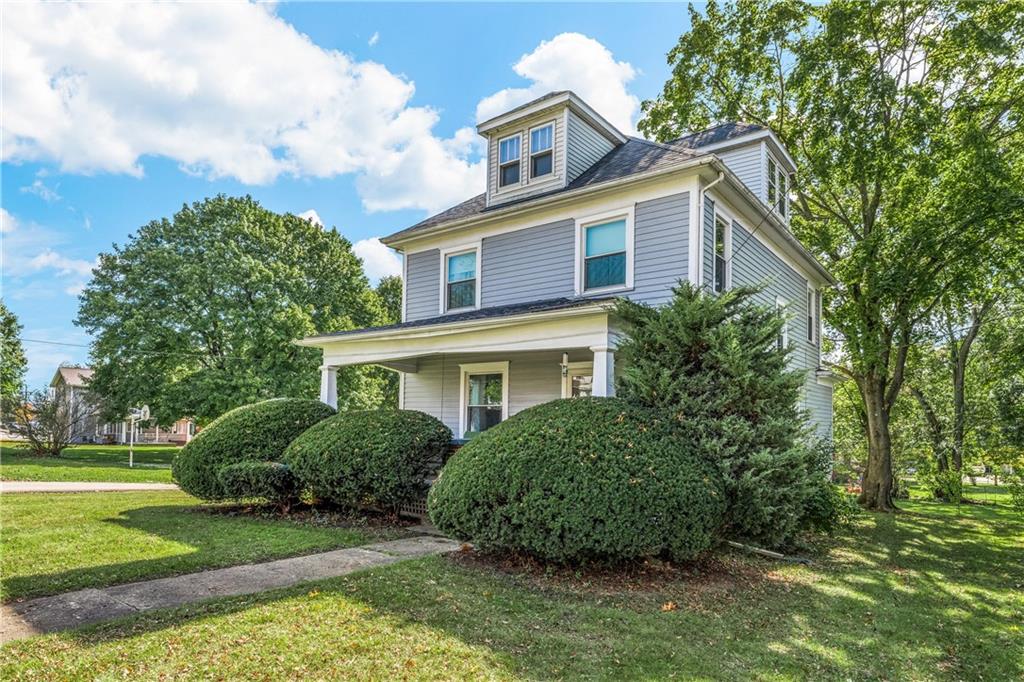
[615, 283, 828, 546]
[0, 300, 27, 413]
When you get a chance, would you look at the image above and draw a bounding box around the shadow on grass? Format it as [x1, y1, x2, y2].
[38, 501, 1023, 680]
[3, 503, 379, 602]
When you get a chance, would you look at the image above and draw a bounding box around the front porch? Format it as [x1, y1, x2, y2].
[298, 298, 619, 439]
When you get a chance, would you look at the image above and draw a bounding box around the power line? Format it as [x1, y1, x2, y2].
[20, 338, 251, 361]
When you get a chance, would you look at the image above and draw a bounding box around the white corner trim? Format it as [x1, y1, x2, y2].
[400, 252, 408, 323]
[686, 177, 702, 286]
[776, 295, 789, 348]
[458, 360, 510, 438]
[573, 204, 635, 296]
[438, 242, 482, 315]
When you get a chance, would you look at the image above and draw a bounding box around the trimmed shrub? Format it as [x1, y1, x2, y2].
[172, 398, 335, 500]
[428, 398, 726, 563]
[284, 409, 451, 510]
[218, 461, 300, 511]
[799, 477, 858, 534]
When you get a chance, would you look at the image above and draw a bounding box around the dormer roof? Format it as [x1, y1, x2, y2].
[476, 90, 627, 146]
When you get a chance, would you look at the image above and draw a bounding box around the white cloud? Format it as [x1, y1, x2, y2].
[29, 249, 96, 277]
[297, 209, 324, 227]
[20, 177, 61, 202]
[353, 238, 402, 283]
[476, 33, 640, 135]
[2, 2, 483, 213]
[1, 208, 18, 234]
[368, 31, 380, 47]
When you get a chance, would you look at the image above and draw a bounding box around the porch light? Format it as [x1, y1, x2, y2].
[560, 352, 570, 378]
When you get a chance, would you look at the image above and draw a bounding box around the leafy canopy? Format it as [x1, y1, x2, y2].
[76, 195, 389, 424]
[0, 300, 27, 409]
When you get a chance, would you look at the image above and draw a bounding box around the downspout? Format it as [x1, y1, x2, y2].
[696, 171, 725, 288]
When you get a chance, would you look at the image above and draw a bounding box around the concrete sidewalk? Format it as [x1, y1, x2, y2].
[0, 481, 179, 494]
[0, 535, 460, 643]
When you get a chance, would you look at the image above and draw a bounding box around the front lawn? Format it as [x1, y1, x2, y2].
[2, 496, 1020, 680]
[0, 490, 403, 601]
[1, 443, 177, 483]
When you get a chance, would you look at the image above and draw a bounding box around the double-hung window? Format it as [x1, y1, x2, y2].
[498, 135, 520, 188]
[806, 288, 816, 343]
[713, 214, 729, 293]
[530, 123, 554, 179]
[583, 219, 628, 291]
[767, 156, 788, 217]
[445, 250, 477, 311]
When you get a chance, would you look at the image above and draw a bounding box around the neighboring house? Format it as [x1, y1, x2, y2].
[49, 365, 195, 445]
[300, 91, 840, 440]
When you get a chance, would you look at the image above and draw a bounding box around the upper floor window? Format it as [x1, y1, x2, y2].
[445, 249, 478, 311]
[767, 156, 788, 217]
[498, 135, 520, 188]
[713, 213, 730, 293]
[530, 123, 554, 179]
[584, 219, 627, 290]
[807, 287, 821, 346]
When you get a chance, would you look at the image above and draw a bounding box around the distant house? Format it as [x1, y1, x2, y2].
[49, 365, 194, 445]
[299, 91, 839, 441]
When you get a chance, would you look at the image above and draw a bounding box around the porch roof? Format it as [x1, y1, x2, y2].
[299, 296, 616, 345]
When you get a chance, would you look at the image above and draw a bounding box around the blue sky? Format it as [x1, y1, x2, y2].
[2, 2, 693, 388]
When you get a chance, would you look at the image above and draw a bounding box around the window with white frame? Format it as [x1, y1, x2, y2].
[529, 123, 554, 179]
[561, 362, 594, 399]
[444, 249, 478, 311]
[767, 155, 788, 217]
[713, 213, 730, 293]
[459, 362, 509, 438]
[776, 296, 789, 351]
[498, 134, 520, 188]
[582, 218, 629, 291]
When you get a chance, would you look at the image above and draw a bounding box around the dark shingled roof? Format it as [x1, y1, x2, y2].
[668, 121, 766, 149]
[387, 138, 701, 240]
[309, 296, 615, 340]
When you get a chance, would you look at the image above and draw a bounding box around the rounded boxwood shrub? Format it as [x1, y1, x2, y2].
[218, 461, 300, 511]
[172, 398, 335, 500]
[284, 409, 452, 510]
[427, 398, 726, 563]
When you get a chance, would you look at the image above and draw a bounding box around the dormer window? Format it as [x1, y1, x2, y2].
[767, 156, 788, 217]
[498, 135, 520, 187]
[529, 123, 554, 179]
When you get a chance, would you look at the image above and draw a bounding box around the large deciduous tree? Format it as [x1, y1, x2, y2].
[76, 195, 389, 425]
[640, 0, 1024, 510]
[0, 300, 27, 413]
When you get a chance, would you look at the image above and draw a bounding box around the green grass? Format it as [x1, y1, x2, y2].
[1, 443, 178, 483]
[0, 490, 398, 601]
[2, 497, 1020, 680]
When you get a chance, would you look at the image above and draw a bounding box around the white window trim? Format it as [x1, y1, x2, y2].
[458, 361, 510, 438]
[439, 242, 482, 314]
[776, 295, 789, 349]
[712, 205, 734, 293]
[497, 133, 522, 190]
[528, 120, 556, 181]
[806, 286, 817, 344]
[560, 361, 594, 398]
[574, 205, 636, 296]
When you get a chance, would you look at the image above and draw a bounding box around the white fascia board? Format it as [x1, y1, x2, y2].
[310, 310, 613, 368]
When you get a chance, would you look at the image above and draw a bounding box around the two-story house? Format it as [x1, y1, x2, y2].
[300, 91, 839, 440]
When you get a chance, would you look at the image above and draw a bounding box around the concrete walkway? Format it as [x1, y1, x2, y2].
[0, 535, 460, 643]
[0, 481, 179, 494]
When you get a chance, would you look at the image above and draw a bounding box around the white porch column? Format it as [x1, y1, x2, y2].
[319, 365, 338, 409]
[590, 345, 616, 397]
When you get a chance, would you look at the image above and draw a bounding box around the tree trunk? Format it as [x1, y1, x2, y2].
[859, 380, 896, 511]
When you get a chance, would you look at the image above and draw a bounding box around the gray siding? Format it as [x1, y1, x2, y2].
[405, 249, 440, 321]
[402, 350, 578, 435]
[720, 143, 763, 200]
[631, 192, 690, 305]
[566, 110, 615, 183]
[481, 219, 575, 307]
[702, 196, 715, 289]
[730, 220, 830, 437]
